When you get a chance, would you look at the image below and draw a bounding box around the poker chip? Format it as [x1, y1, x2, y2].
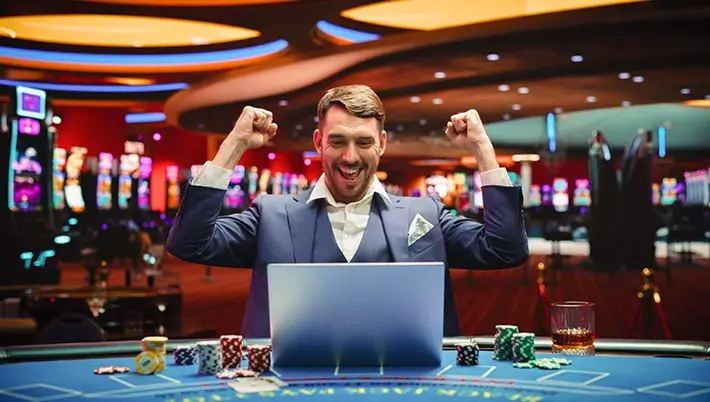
[512, 332, 536, 363]
[512, 358, 571, 370]
[247, 344, 272, 373]
[455, 342, 479, 366]
[493, 325, 519, 361]
[173, 345, 197, 366]
[197, 340, 222, 375]
[216, 368, 258, 379]
[220, 335, 244, 369]
[142, 336, 168, 356]
[93, 366, 130, 374]
[135, 351, 162, 375]
[512, 362, 535, 369]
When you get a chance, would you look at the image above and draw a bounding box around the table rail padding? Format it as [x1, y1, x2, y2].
[1, 336, 708, 364]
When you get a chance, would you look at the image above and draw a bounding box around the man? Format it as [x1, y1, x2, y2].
[167, 85, 528, 338]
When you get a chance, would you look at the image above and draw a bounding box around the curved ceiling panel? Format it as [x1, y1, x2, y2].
[0, 79, 188, 93]
[341, 0, 646, 31]
[0, 14, 260, 47]
[0, 39, 289, 73]
[79, 0, 295, 5]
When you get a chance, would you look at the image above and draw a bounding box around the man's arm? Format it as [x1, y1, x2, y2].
[166, 162, 260, 268]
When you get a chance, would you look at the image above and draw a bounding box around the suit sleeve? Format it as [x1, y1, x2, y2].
[438, 185, 529, 269]
[166, 180, 260, 268]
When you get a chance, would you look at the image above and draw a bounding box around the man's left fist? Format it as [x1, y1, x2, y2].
[445, 109, 489, 149]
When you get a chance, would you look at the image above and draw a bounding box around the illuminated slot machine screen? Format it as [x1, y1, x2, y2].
[258, 169, 271, 194]
[137, 157, 152, 210]
[224, 165, 245, 209]
[660, 177, 677, 205]
[64, 147, 87, 213]
[683, 171, 696, 204]
[541, 184, 552, 206]
[16, 86, 46, 120]
[165, 165, 181, 210]
[651, 183, 660, 206]
[298, 174, 309, 194]
[9, 120, 45, 211]
[551, 178, 569, 212]
[270, 172, 283, 195]
[52, 148, 67, 210]
[96, 152, 113, 210]
[705, 168, 710, 207]
[117, 154, 139, 210]
[573, 179, 591, 207]
[247, 167, 259, 200]
[529, 185, 542, 207]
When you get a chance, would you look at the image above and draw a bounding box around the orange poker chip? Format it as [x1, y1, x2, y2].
[93, 366, 130, 374]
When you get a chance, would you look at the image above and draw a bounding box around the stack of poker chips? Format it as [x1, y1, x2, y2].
[135, 336, 169, 375]
[512, 333, 536, 363]
[197, 340, 223, 375]
[247, 344, 272, 372]
[220, 335, 244, 369]
[455, 341, 479, 366]
[173, 345, 198, 366]
[493, 325, 519, 361]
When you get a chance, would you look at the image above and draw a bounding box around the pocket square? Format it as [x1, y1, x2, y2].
[408, 213, 434, 246]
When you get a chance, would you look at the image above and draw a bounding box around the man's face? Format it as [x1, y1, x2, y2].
[313, 105, 386, 203]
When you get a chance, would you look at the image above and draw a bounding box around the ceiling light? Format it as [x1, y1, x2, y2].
[632, 76, 644, 83]
[586, 96, 597, 103]
[680, 88, 691, 95]
[434, 71, 446, 79]
[409, 96, 421, 103]
[512, 104, 521, 111]
[419, 119, 427, 125]
[518, 87, 529, 94]
[278, 100, 288, 106]
[313, 116, 319, 122]
[486, 53, 500, 61]
[554, 107, 563, 114]
[621, 101, 631, 107]
[432, 98, 443, 105]
[705, 94, 710, 100]
[498, 84, 510, 92]
[618, 72, 630, 79]
[190, 36, 209, 45]
[295, 124, 303, 130]
[502, 114, 511, 120]
[571, 55, 583, 63]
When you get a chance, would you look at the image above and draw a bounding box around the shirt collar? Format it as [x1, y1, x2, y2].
[307, 173, 391, 206]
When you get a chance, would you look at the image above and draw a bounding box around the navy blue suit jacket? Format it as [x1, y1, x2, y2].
[167, 184, 529, 338]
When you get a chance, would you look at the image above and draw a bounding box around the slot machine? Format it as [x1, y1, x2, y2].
[96, 152, 113, 211]
[117, 154, 139, 210]
[247, 166, 259, 201]
[298, 174, 308, 194]
[258, 169, 271, 194]
[529, 185, 542, 207]
[551, 178, 569, 212]
[651, 183, 660, 206]
[472, 172, 483, 209]
[271, 172, 283, 195]
[224, 165, 245, 212]
[704, 168, 710, 207]
[288, 174, 300, 195]
[165, 165, 181, 216]
[1, 85, 59, 284]
[573, 179, 591, 208]
[660, 177, 677, 205]
[64, 146, 88, 214]
[541, 184, 552, 206]
[137, 157, 152, 211]
[52, 148, 67, 211]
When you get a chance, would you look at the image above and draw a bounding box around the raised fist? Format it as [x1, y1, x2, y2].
[445, 109, 489, 150]
[229, 106, 278, 150]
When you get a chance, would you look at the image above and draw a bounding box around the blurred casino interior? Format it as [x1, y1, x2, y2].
[0, 0, 709, 346]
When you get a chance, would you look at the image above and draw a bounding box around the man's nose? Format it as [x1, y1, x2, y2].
[341, 143, 360, 164]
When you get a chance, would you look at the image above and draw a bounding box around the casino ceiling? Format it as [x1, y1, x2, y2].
[2, 0, 710, 158]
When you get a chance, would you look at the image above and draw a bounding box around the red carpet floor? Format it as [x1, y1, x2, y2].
[59, 255, 710, 342]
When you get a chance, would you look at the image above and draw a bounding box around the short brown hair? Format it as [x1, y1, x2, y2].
[317, 85, 385, 130]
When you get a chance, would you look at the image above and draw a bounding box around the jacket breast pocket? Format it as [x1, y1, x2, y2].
[408, 224, 441, 257]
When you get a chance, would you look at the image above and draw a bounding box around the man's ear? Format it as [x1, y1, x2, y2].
[313, 129, 323, 154]
[378, 129, 387, 156]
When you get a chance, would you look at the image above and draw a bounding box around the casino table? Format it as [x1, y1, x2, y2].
[0, 336, 708, 402]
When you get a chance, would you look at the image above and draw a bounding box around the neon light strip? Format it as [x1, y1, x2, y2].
[0, 39, 288, 66]
[8, 120, 18, 211]
[0, 79, 188, 93]
[316, 21, 380, 43]
[658, 126, 666, 158]
[126, 112, 166, 123]
[546, 112, 557, 153]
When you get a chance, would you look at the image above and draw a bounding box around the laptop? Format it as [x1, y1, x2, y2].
[267, 262, 445, 367]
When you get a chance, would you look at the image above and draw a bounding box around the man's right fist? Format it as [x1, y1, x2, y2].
[230, 106, 278, 150]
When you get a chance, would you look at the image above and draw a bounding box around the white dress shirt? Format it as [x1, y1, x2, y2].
[192, 162, 513, 261]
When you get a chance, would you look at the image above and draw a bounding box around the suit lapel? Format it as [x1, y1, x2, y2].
[285, 190, 319, 263]
[377, 194, 409, 262]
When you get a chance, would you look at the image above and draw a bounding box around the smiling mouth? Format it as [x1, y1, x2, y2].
[338, 167, 363, 182]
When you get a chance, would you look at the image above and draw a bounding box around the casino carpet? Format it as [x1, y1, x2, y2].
[54, 241, 710, 343]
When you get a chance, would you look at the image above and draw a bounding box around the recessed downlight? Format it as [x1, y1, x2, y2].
[621, 101, 631, 107]
[487, 53, 500, 61]
[571, 55, 583, 63]
[409, 96, 421, 103]
[618, 72, 630, 79]
[502, 114, 511, 120]
[419, 119, 427, 125]
[512, 104, 521, 111]
[586, 96, 597, 103]
[518, 87, 529, 94]
[434, 71, 446, 79]
[680, 88, 691, 95]
[554, 107, 563, 114]
[498, 84, 510, 92]
[432, 98, 443, 105]
[278, 100, 288, 106]
[632, 76, 644, 83]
